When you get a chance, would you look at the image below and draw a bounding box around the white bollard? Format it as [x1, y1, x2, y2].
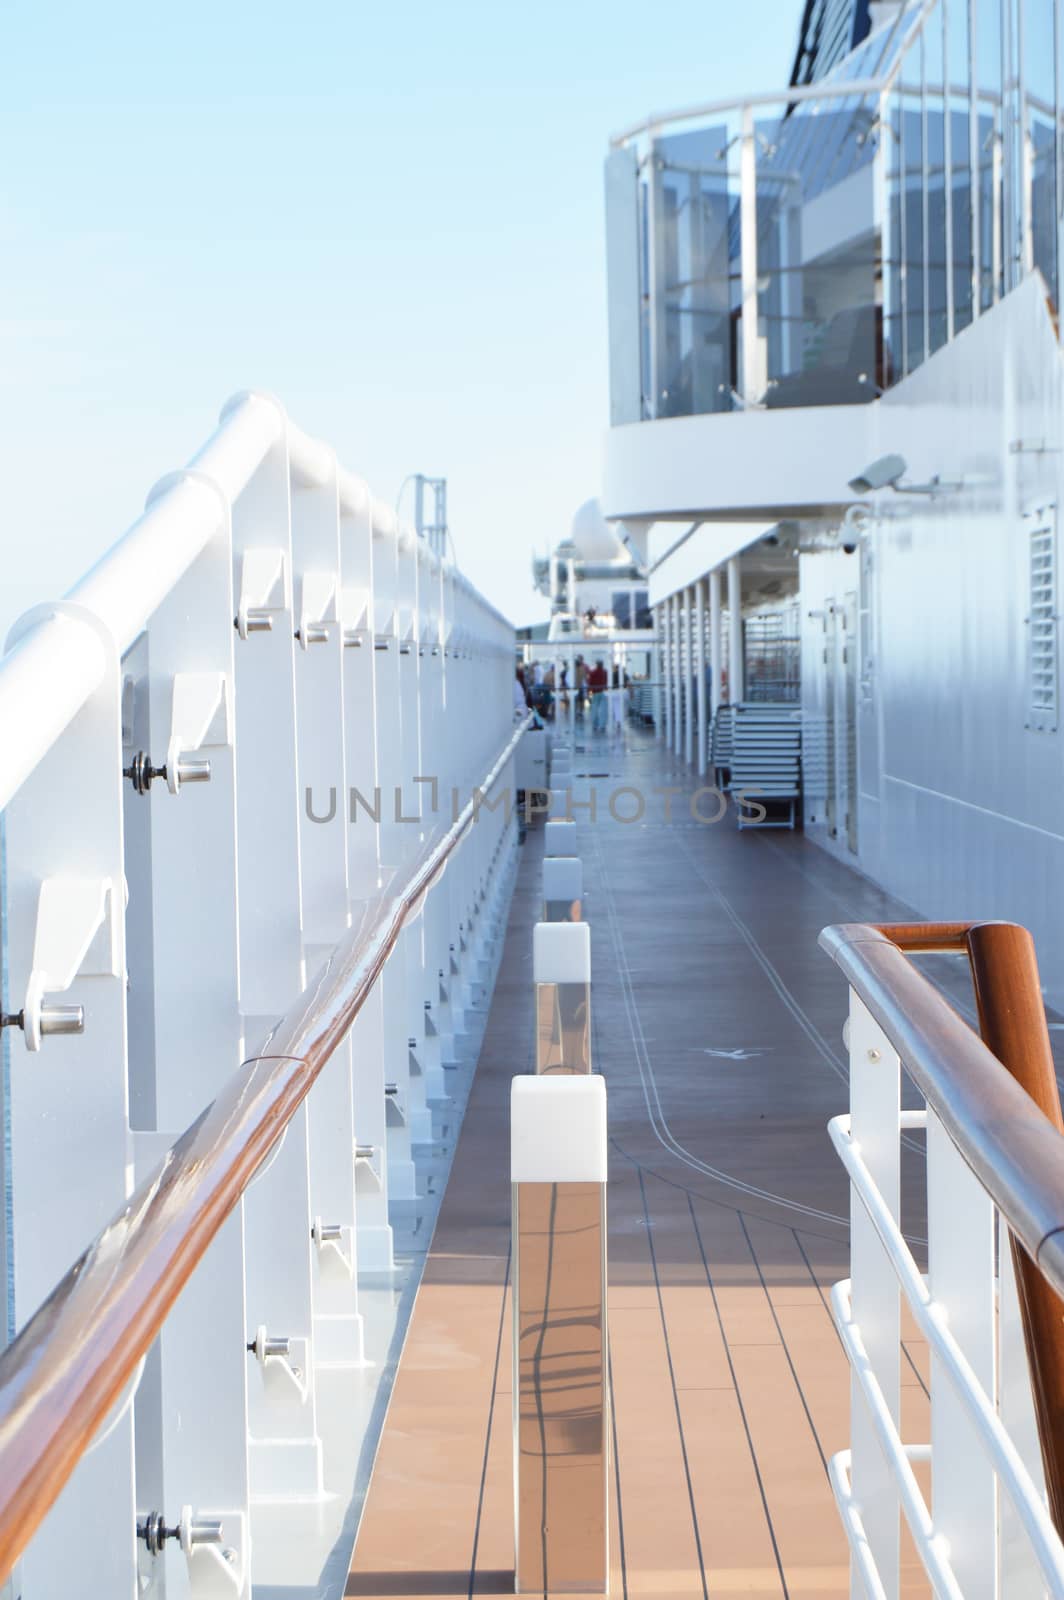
[511, 1074, 609, 1595]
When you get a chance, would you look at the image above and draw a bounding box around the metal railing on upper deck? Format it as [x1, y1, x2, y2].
[821, 919, 1064, 1596]
[0, 392, 521, 1598]
[605, 0, 1064, 425]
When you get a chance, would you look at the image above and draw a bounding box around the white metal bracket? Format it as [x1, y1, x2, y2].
[179, 1504, 248, 1597]
[354, 1142, 383, 1190]
[341, 585, 371, 647]
[297, 571, 338, 649]
[23, 876, 117, 1051]
[166, 671, 229, 794]
[373, 593, 397, 649]
[311, 1216, 354, 1277]
[247, 1325, 310, 1402]
[236, 548, 286, 640]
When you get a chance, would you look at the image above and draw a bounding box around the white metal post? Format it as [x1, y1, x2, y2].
[290, 449, 364, 1371]
[847, 994, 901, 1595]
[134, 474, 250, 1594]
[926, 1110, 996, 1594]
[3, 604, 137, 1599]
[661, 601, 672, 748]
[695, 578, 707, 776]
[683, 584, 695, 767]
[739, 103, 763, 405]
[229, 420, 324, 1507]
[670, 593, 682, 755]
[340, 480, 394, 1273]
[727, 556, 743, 704]
[709, 566, 722, 723]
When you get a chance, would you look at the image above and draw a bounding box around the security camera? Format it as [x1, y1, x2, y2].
[838, 504, 871, 555]
[848, 454, 907, 494]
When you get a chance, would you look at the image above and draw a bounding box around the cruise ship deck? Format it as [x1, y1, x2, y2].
[346, 726, 953, 1599]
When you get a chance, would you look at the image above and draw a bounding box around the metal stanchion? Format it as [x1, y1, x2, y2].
[549, 787, 570, 820]
[542, 857, 583, 923]
[544, 819, 577, 857]
[511, 1075, 609, 1595]
[533, 922, 591, 1075]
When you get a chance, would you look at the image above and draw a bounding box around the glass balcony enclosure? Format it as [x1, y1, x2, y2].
[605, 0, 1064, 424]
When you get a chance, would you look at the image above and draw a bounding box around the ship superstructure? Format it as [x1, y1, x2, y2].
[5, 3, 1064, 1599]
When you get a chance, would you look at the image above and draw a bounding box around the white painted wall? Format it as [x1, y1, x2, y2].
[602, 398, 877, 524]
[855, 276, 1064, 1003]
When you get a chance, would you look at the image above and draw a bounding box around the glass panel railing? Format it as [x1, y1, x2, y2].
[884, 79, 904, 386]
[610, 0, 1064, 425]
[649, 110, 743, 417]
[755, 93, 882, 409]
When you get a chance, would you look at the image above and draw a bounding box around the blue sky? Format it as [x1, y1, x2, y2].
[0, 0, 795, 634]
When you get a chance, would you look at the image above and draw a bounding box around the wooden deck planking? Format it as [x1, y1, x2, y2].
[346, 732, 952, 1599]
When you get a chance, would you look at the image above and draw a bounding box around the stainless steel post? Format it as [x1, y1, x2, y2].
[512, 1075, 608, 1595]
[533, 922, 591, 1075]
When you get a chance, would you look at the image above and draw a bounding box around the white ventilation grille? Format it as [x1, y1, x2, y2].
[1027, 509, 1058, 733]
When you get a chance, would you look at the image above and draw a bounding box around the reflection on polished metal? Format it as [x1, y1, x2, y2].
[534, 922, 592, 1075]
[512, 1076, 608, 1595]
[536, 985, 590, 1074]
[543, 855, 583, 924]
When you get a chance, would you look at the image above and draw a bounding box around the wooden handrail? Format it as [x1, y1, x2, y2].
[0, 715, 532, 1584]
[822, 919, 1064, 1535]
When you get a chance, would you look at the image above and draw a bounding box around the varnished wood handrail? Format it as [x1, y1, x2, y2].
[822, 919, 1064, 1535]
[0, 715, 532, 1585]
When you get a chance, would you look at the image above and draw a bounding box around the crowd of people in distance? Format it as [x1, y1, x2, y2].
[514, 655, 630, 734]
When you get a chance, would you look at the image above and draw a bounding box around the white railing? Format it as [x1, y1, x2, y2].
[0, 390, 519, 1599]
[823, 923, 1064, 1598]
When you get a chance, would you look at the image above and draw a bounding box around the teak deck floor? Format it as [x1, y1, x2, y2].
[346, 730, 947, 1599]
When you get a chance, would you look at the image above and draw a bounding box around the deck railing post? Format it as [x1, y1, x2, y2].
[846, 991, 901, 1596]
[512, 1074, 608, 1595]
[2, 604, 137, 1597]
[234, 420, 325, 1505]
[291, 448, 364, 1371]
[341, 475, 395, 1273]
[925, 1106, 996, 1592]
[136, 470, 251, 1587]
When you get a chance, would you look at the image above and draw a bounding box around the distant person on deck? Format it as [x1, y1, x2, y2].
[587, 657, 608, 732]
